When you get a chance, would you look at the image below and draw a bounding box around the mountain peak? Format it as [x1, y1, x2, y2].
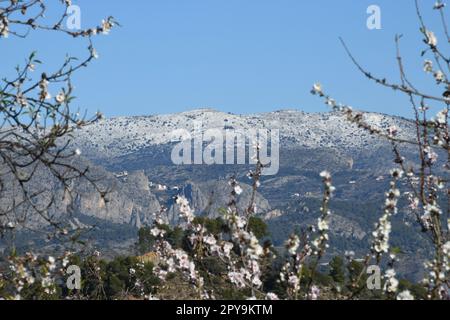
[73, 109, 415, 159]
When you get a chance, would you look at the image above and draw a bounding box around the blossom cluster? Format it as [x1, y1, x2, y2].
[311, 171, 334, 254]
[2, 252, 73, 300]
[278, 172, 334, 300]
[371, 169, 403, 259]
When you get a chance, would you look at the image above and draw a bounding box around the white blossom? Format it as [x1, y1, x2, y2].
[434, 2, 446, 10]
[434, 109, 448, 125]
[424, 60, 433, 73]
[425, 30, 438, 47]
[312, 83, 323, 95]
[55, 92, 66, 104]
[317, 218, 330, 231]
[434, 70, 445, 83]
[62, 257, 69, 268]
[38, 79, 51, 101]
[150, 227, 165, 237]
[101, 19, 113, 35]
[397, 290, 414, 300]
[309, 286, 321, 300]
[424, 146, 438, 164]
[266, 292, 280, 300]
[285, 235, 300, 255]
[384, 269, 399, 293]
[228, 271, 246, 288]
[234, 185, 243, 195]
[288, 275, 300, 291]
[0, 16, 9, 38]
[91, 47, 99, 59]
[203, 235, 217, 246]
[222, 242, 234, 258]
[320, 171, 331, 179]
[176, 196, 195, 223]
[48, 256, 56, 271]
[443, 241, 450, 257]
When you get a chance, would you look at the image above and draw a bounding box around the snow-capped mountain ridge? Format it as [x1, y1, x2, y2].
[73, 109, 415, 159]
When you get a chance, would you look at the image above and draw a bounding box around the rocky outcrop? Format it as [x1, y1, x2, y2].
[71, 169, 161, 227]
[0, 160, 161, 231]
[328, 215, 366, 240]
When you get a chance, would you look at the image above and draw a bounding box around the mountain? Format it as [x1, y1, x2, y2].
[1, 109, 433, 280]
[72, 108, 414, 159]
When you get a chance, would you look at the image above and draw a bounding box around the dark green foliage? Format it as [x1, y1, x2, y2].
[137, 225, 185, 254]
[80, 255, 159, 300]
[399, 279, 427, 300]
[329, 256, 345, 284]
[193, 217, 228, 236]
[248, 217, 269, 240]
[137, 227, 155, 255]
[347, 260, 366, 289]
[199, 256, 227, 275]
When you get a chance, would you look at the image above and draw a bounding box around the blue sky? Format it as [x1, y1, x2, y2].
[0, 0, 445, 118]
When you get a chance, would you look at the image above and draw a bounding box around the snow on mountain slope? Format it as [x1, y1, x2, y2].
[72, 108, 415, 159]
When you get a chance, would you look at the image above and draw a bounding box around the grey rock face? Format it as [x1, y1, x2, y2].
[71, 169, 161, 227]
[0, 159, 161, 231]
[328, 215, 366, 240]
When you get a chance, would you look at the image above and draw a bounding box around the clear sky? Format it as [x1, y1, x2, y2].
[0, 0, 445, 119]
